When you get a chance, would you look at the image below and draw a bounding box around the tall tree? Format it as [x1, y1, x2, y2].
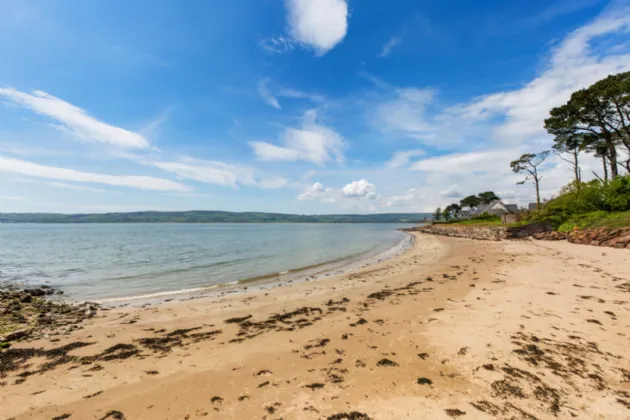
[442, 208, 451, 221]
[460, 195, 481, 211]
[590, 72, 630, 171]
[477, 191, 500, 204]
[446, 203, 462, 219]
[545, 71, 630, 178]
[551, 133, 584, 183]
[433, 207, 442, 222]
[510, 151, 551, 210]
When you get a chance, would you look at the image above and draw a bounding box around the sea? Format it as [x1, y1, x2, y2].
[0, 223, 414, 303]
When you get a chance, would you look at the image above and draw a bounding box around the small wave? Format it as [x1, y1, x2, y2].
[96, 281, 240, 303]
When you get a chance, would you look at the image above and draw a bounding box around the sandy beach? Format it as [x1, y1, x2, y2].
[2, 232, 630, 419]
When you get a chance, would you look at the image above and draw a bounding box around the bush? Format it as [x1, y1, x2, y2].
[557, 211, 610, 232]
[603, 176, 630, 212]
[471, 212, 500, 221]
[520, 176, 630, 230]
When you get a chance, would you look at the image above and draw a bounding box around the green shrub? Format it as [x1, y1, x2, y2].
[471, 212, 500, 221]
[603, 176, 630, 212]
[557, 211, 610, 232]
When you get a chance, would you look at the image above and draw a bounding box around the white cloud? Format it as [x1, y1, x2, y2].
[440, 185, 463, 198]
[0, 156, 189, 192]
[297, 179, 381, 209]
[45, 181, 109, 193]
[379, 36, 402, 57]
[0, 88, 150, 149]
[249, 109, 344, 165]
[386, 149, 425, 168]
[149, 156, 288, 190]
[257, 78, 281, 110]
[410, 149, 523, 175]
[383, 188, 418, 207]
[298, 181, 326, 200]
[342, 179, 378, 199]
[285, 0, 348, 55]
[450, 4, 630, 142]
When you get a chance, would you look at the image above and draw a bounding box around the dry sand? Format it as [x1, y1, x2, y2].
[1, 233, 629, 419]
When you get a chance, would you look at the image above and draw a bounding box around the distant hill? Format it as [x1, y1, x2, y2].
[0, 211, 430, 224]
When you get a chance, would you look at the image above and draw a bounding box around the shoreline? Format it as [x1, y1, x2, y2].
[2, 233, 629, 419]
[84, 230, 415, 307]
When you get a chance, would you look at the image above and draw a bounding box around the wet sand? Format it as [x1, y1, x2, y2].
[1, 233, 629, 419]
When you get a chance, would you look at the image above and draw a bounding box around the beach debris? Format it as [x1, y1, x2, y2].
[327, 412, 372, 420]
[444, 408, 466, 417]
[470, 400, 505, 416]
[255, 369, 272, 376]
[0, 285, 100, 344]
[376, 358, 399, 367]
[417, 377, 433, 385]
[99, 411, 125, 420]
[349, 318, 368, 327]
[52, 414, 72, 420]
[326, 298, 350, 306]
[83, 390, 103, 399]
[238, 395, 250, 401]
[210, 396, 223, 404]
[224, 315, 252, 324]
[304, 382, 325, 390]
[145, 370, 159, 375]
[418, 353, 429, 360]
[304, 338, 330, 350]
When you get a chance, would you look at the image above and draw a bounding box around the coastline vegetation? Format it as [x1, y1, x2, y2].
[434, 71, 630, 232]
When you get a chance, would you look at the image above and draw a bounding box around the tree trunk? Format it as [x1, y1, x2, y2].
[534, 177, 541, 210]
[603, 155, 609, 183]
[607, 141, 619, 178]
[573, 150, 581, 183]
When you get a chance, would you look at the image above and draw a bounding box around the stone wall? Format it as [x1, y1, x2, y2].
[504, 222, 553, 239]
[417, 225, 506, 241]
[411, 222, 553, 241]
[567, 227, 630, 249]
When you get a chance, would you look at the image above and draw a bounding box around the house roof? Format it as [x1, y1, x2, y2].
[471, 200, 504, 215]
[504, 204, 518, 213]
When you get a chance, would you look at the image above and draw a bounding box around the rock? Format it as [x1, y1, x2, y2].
[25, 288, 46, 297]
[84, 304, 98, 318]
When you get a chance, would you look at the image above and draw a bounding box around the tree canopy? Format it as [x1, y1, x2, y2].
[460, 195, 482, 210]
[478, 191, 500, 204]
[545, 71, 630, 179]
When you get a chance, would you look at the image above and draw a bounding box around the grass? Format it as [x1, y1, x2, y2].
[442, 219, 504, 227]
[557, 210, 630, 232]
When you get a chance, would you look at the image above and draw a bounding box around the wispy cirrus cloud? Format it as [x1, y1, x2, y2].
[0, 156, 189, 192]
[379, 36, 402, 57]
[257, 78, 327, 109]
[386, 149, 425, 168]
[257, 78, 281, 110]
[0, 88, 150, 149]
[139, 156, 288, 190]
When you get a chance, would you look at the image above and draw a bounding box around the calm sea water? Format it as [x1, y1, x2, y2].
[0, 223, 412, 301]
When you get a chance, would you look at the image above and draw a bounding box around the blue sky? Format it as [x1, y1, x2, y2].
[1, 0, 630, 214]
